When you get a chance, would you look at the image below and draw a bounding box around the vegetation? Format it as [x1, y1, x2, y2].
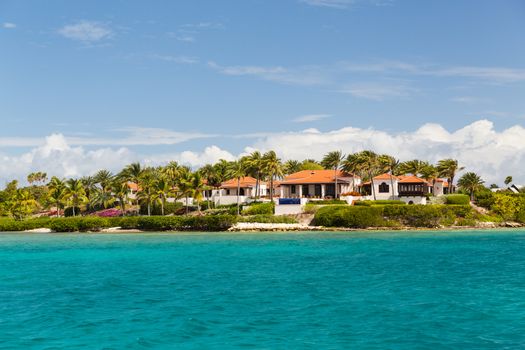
[444, 194, 470, 205]
[313, 205, 472, 228]
[242, 202, 275, 215]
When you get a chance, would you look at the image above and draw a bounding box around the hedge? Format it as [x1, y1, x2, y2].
[313, 204, 472, 228]
[354, 200, 406, 206]
[242, 202, 274, 215]
[444, 194, 470, 205]
[0, 215, 238, 232]
[238, 215, 298, 224]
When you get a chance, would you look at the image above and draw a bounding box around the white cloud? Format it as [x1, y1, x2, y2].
[248, 119, 525, 185]
[58, 21, 113, 42]
[2, 120, 525, 186]
[0, 127, 215, 148]
[2, 22, 16, 29]
[300, 0, 391, 8]
[340, 83, 416, 100]
[293, 114, 332, 123]
[0, 135, 235, 184]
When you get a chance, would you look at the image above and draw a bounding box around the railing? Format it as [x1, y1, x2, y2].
[398, 191, 426, 197]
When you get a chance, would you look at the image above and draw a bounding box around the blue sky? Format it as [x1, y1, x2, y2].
[1, 0, 525, 183]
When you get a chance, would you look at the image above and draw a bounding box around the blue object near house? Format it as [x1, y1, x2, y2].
[279, 198, 301, 205]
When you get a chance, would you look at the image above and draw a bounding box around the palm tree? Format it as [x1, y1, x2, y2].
[63, 179, 88, 217]
[344, 151, 380, 199]
[283, 160, 301, 175]
[176, 169, 195, 215]
[227, 159, 248, 215]
[419, 164, 440, 193]
[398, 159, 429, 176]
[112, 180, 129, 213]
[379, 154, 399, 199]
[136, 168, 157, 216]
[504, 176, 513, 186]
[342, 153, 363, 192]
[80, 176, 97, 211]
[153, 176, 173, 216]
[262, 151, 283, 204]
[437, 159, 464, 194]
[9, 189, 38, 219]
[191, 172, 208, 213]
[321, 151, 345, 198]
[457, 172, 484, 201]
[162, 161, 180, 186]
[246, 151, 263, 200]
[48, 176, 65, 217]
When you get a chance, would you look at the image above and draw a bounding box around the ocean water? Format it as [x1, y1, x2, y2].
[1, 230, 525, 349]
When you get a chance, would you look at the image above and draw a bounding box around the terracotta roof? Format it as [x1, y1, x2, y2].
[221, 176, 258, 189]
[397, 175, 428, 184]
[280, 170, 353, 185]
[127, 182, 139, 191]
[373, 173, 399, 181]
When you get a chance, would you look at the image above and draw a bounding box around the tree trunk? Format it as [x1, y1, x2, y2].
[334, 168, 338, 199]
[370, 172, 376, 200]
[185, 195, 189, 215]
[161, 198, 165, 216]
[236, 178, 241, 216]
[255, 173, 260, 200]
[147, 201, 151, 216]
[390, 173, 395, 200]
[270, 176, 274, 203]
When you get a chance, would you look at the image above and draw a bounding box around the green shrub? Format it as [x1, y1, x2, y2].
[239, 215, 298, 224]
[354, 200, 405, 206]
[313, 206, 384, 228]
[308, 199, 347, 205]
[242, 202, 274, 215]
[474, 189, 495, 209]
[445, 194, 470, 205]
[140, 202, 184, 216]
[313, 204, 472, 228]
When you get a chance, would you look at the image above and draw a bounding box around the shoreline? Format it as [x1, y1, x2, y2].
[3, 224, 522, 235]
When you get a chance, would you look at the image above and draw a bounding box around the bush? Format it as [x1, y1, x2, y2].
[242, 202, 274, 215]
[444, 194, 470, 205]
[313, 204, 472, 228]
[474, 189, 495, 209]
[354, 200, 405, 206]
[308, 199, 347, 205]
[239, 215, 298, 224]
[0, 215, 237, 232]
[139, 201, 184, 216]
[64, 207, 81, 217]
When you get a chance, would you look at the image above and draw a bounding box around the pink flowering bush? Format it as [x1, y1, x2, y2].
[96, 208, 123, 217]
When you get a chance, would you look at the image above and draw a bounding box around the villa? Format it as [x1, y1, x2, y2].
[278, 170, 360, 199]
[207, 176, 268, 205]
[359, 173, 451, 204]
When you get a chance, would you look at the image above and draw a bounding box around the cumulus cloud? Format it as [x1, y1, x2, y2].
[1, 120, 525, 186]
[58, 21, 113, 42]
[2, 22, 16, 29]
[248, 119, 525, 185]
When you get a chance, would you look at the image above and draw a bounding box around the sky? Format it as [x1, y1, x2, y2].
[1, 0, 525, 185]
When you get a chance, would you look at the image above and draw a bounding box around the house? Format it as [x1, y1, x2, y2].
[359, 173, 450, 205]
[278, 170, 360, 199]
[208, 176, 267, 205]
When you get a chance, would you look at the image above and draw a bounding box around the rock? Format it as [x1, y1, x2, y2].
[503, 222, 522, 228]
[24, 228, 53, 233]
[477, 222, 497, 228]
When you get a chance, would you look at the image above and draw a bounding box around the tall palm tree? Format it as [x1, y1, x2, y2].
[111, 180, 129, 213]
[10, 189, 38, 219]
[344, 151, 380, 200]
[153, 176, 173, 216]
[80, 176, 97, 211]
[420, 164, 440, 194]
[176, 169, 195, 215]
[191, 172, 208, 213]
[457, 172, 484, 201]
[398, 159, 429, 176]
[262, 151, 283, 204]
[48, 176, 65, 217]
[321, 151, 345, 199]
[63, 179, 88, 217]
[227, 159, 248, 215]
[162, 161, 180, 186]
[504, 176, 513, 186]
[246, 151, 263, 200]
[136, 168, 157, 216]
[437, 159, 464, 194]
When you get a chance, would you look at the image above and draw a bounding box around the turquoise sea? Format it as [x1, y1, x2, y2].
[1, 230, 525, 349]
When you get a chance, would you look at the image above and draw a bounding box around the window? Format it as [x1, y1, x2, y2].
[291, 185, 296, 194]
[226, 189, 230, 195]
[378, 182, 390, 193]
[240, 188, 245, 196]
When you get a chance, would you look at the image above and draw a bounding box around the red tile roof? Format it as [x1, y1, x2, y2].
[280, 170, 353, 185]
[221, 176, 258, 189]
[397, 175, 428, 184]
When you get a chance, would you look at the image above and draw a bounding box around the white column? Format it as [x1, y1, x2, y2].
[298, 185, 303, 198]
[321, 184, 326, 198]
[280, 186, 284, 198]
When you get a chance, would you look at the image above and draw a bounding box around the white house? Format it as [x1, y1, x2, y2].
[279, 170, 360, 199]
[207, 176, 268, 206]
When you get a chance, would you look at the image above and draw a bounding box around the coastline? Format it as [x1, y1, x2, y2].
[6, 223, 523, 234]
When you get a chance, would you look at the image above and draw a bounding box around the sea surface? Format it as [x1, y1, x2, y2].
[1, 230, 525, 349]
